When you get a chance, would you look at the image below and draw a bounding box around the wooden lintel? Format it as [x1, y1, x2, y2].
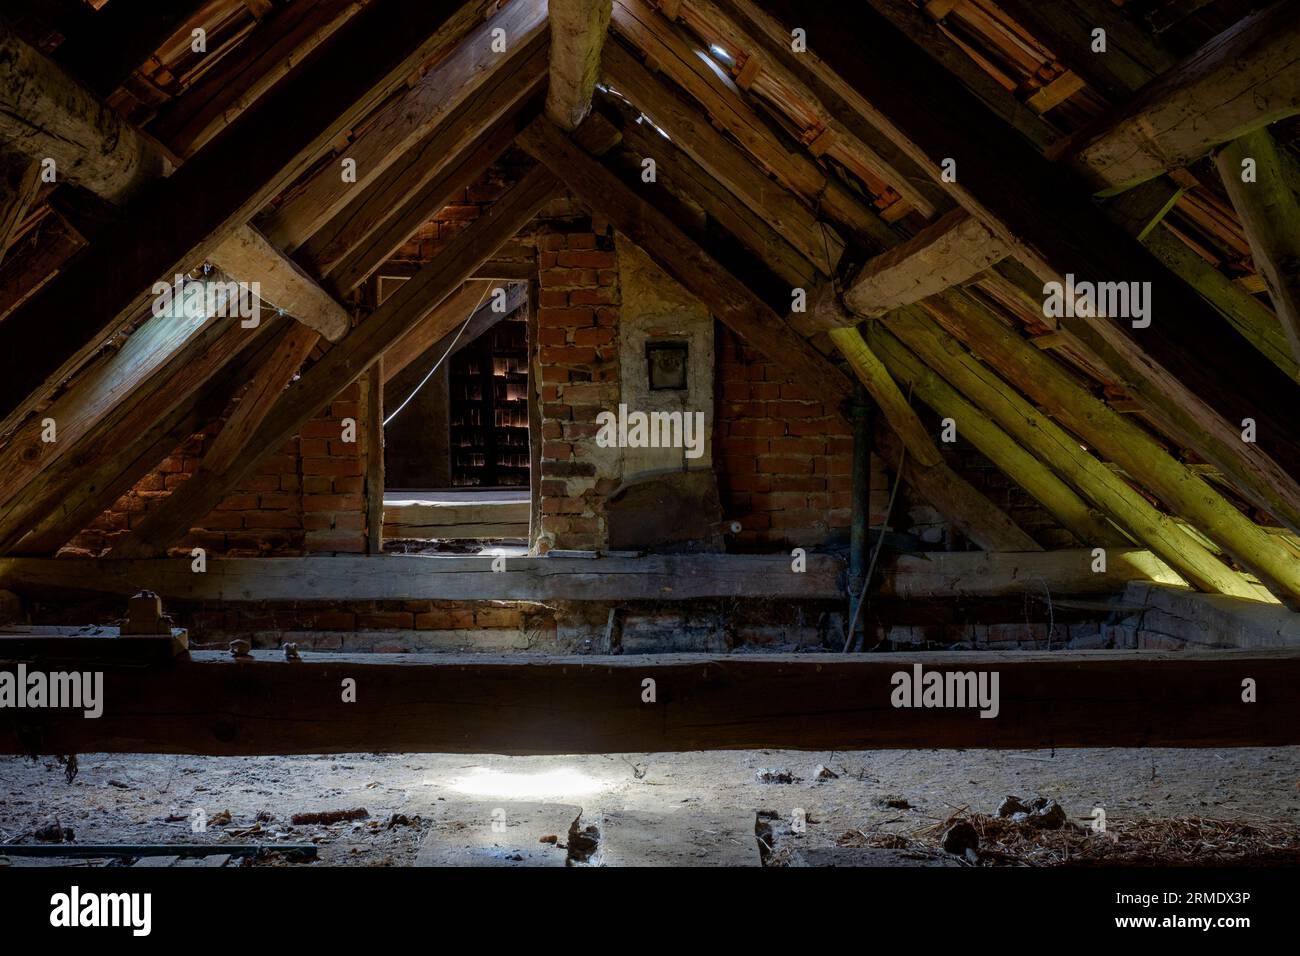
[3, 648, 1296, 756]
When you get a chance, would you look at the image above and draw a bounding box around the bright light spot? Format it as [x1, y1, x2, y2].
[443, 767, 608, 799]
[709, 43, 733, 63]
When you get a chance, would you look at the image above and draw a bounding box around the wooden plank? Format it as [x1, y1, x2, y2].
[867, 325, 1131, 548]
[0, 0, 481, 435]
[880, 311, 1268, 601]
[48, 0, 208, 98]
[1215, 129, 1300, 367]
[922, 290, 1300, 604]
[842, 209, 1009, 317]
[0, 150, 39, 265]
[613, 112, 820, 288]
[602, 40, 844, 271]
[260, 0, 548, 253]
[1069, 3, 1300, 194]
[305, 49, 547, 284]
[0, 208, 84, 321]
[3, 647, 1296, 756]
[0, 317, 290, 556]
[684, 0, 939, 219]
[516, 115, 855, 408]
[752, 0, 1300, 541]
[383, 498, 530, 539]
[106, 167, 560, 559]
[364, 360, 384, 555]
[208, 226, 350, 341]
[546, 0, 613, 130]
[203, 323, 321, 474]
[610, 0, 889, 247]
[148, 0, 368, 158]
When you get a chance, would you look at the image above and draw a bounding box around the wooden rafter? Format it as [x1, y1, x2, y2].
[106, 166, 561, 560]
[0, 0, 482, 436]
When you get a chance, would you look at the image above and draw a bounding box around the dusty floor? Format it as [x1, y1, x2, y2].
[1, 747, 1297, 866]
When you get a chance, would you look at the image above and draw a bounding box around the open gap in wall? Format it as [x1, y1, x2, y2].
[378, 275, 533, 550]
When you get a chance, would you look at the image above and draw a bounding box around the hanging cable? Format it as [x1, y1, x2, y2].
[383, 283, 492, 428]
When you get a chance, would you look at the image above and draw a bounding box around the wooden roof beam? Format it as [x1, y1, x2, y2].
[106, 166, 561, 560]
[608, 0, 895, 249]
[925, 289, 1300, 605]
[516, 114, 855, 410]
[1068, 2, 1300, 195]
[1215, 129, 1300, 368]
[830, 326, 1043, 552]
[546, 0, 614, 130]
[751, 0, 1300, 539]
[259, 0, 548, 253]
[879, 310, 1268, 601]
[0, 150, 39, 267]
[0, 0, 483, 433]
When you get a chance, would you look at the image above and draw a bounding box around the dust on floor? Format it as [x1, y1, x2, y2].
[1, 747, 1296, 866]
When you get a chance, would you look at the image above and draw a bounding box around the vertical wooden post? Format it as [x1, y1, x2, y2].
[847, 385, 873, 649]
[364, 358, 385, 555]
[526, 279, 543, 552]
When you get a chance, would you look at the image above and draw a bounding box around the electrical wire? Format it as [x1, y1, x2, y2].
[383, 283, 492, 428]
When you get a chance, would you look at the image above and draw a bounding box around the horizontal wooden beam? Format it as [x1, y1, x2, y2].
[1121, 582, 1300, 649]
[3, 648, 1295, 755]
[0, 547, 1185, 604]
[842, 209, 1009, 317]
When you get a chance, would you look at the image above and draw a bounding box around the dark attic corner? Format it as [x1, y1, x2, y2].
[0, 0, 1297, 931]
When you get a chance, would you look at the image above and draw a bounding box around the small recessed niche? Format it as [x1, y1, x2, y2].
[646, 341, 689, 391]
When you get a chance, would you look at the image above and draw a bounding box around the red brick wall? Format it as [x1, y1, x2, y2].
[64, 378, 369, 557]
[536, 228, 622, 552]
[714, 329, 875, 549]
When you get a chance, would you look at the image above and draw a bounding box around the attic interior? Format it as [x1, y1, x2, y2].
[0, 0, 1297, 872]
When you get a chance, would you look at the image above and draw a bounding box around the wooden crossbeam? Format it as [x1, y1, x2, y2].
[1069, 2, 1300, 194]
[922, 292, 1300, 604]
[546, 0, 613, 130]
[1215, 129, 1300, 367]
[3, 648, 1295, 756]
[611, 108, 821, 289]
[842, 209, 1010, 317]
[0, 0, 478, 434]
[879, 312, 1268, 601]
[260, 0, 548, 253]
[752, 0, 1300, 541]
[516, 115, 855, 408]
[0, 548, 1185, 603]
[106, 167, 560, 560]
